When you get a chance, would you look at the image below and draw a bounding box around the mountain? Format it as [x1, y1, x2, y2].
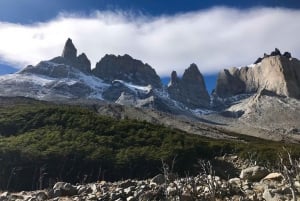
[204, 49, 300, 141]
[214, 49, 300, 99]
[167, 64, 210, 108]
[93, 54, 162, 88]
[0, 39, 299, 141]
[0, 38, 210, 115]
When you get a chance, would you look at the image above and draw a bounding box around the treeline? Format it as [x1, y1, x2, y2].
[0, 103, 299, 191]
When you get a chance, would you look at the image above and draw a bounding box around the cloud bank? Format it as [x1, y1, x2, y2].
[0, 7, 300, 76]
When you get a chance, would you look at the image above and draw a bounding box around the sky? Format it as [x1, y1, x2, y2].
[0, 0, 300, 84]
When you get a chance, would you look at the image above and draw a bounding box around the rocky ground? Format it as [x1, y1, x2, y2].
[1, 156, 299, 201]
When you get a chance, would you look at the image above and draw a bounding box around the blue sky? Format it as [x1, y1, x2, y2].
[0, 0, 300, 91]
[1, 0, 300, 24]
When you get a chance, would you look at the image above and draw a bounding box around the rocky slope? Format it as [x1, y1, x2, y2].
[1, 156, 299, 201]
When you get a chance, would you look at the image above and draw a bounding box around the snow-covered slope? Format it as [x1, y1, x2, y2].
[0, 62, 109, 101]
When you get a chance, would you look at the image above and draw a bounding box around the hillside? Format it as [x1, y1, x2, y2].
[0, 98, 300, 191]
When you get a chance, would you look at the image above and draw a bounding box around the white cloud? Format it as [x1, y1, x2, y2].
[0, 7, 300, 76]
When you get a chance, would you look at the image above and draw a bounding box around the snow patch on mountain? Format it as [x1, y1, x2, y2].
[112, 80, 152, 94]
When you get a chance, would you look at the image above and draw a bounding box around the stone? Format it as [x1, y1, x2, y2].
[166, 185, 177, 196]
[52, 182, 78, 197]
[62, 38, 77, 61]
[228, 178, 242, 187]
[35, 191, 48, 201]
[181, 192, 193, 201]
[240, 166, 269, 182]
[261, 173, 284, 182]
[126, 196, 136, 201]
[262, 189, 282, 201]
[151, 174, 165, 185]
[119, 180, 137, 189]
[167, 63, 210, 108]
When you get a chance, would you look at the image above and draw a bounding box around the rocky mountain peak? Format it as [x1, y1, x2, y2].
[270, 48, 281, 56]
[215, 49, 300, 99]
[182, 63, 204, 82]
[169, 71, 180, 86]
[77, 53, 91, 74]
[168, 64, 210, 109]
[62, 38, 77, 61]
[92, 54, 162, 88]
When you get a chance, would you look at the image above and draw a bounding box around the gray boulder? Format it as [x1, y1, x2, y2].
[240, 166, 269, 182]
[51, 182, 78, 197]
[151, 174, 165, 185]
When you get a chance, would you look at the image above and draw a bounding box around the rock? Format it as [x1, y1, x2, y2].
[263, 189, 282, 201]
[240, 166, 269, 182]
[138, 190, 158, 201]
[228, 177, 242, 187]
[151, 174, 165, 185]
[93, 54, 162, 88]
[0, 192, 8, 201]
[261, 172, 284, 182]
[127, 196, 136, 201]
[76, 53, 91, 74]
[35, 191, 48, 201]
[52, 182, 77, 197]
[62, 38, 77, 61]
[166, 183, 177, 196]
[181, 192, 193, 201]
[270, 48, 281, 56]
[283, 51, 292, 59]
[254, 57, 263, 64]
[214, 67, 246, 98]
[215, 50, 300, 99]
[167, 64, 210, 108]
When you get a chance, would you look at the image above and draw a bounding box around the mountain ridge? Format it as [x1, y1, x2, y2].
[0, 39, 299, 141]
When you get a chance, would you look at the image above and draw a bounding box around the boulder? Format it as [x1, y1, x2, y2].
[228, 177, 242, 187]
[35, 191, 48, 201]
[51, 182, 77, 197]
[240, 166, 269, 181]
[263, 189, 283, 201]
[151, 174, 165, 185]
[119, 180, 137, 188]
[261, 172, 284, 182]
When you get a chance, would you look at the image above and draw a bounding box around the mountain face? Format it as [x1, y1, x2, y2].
[214, 49, 300, 99]
[0, 39, 209, 114]
[0, 39, 299, 140]
[168, 64, 210, 108]
[93, 54, 162, 89]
